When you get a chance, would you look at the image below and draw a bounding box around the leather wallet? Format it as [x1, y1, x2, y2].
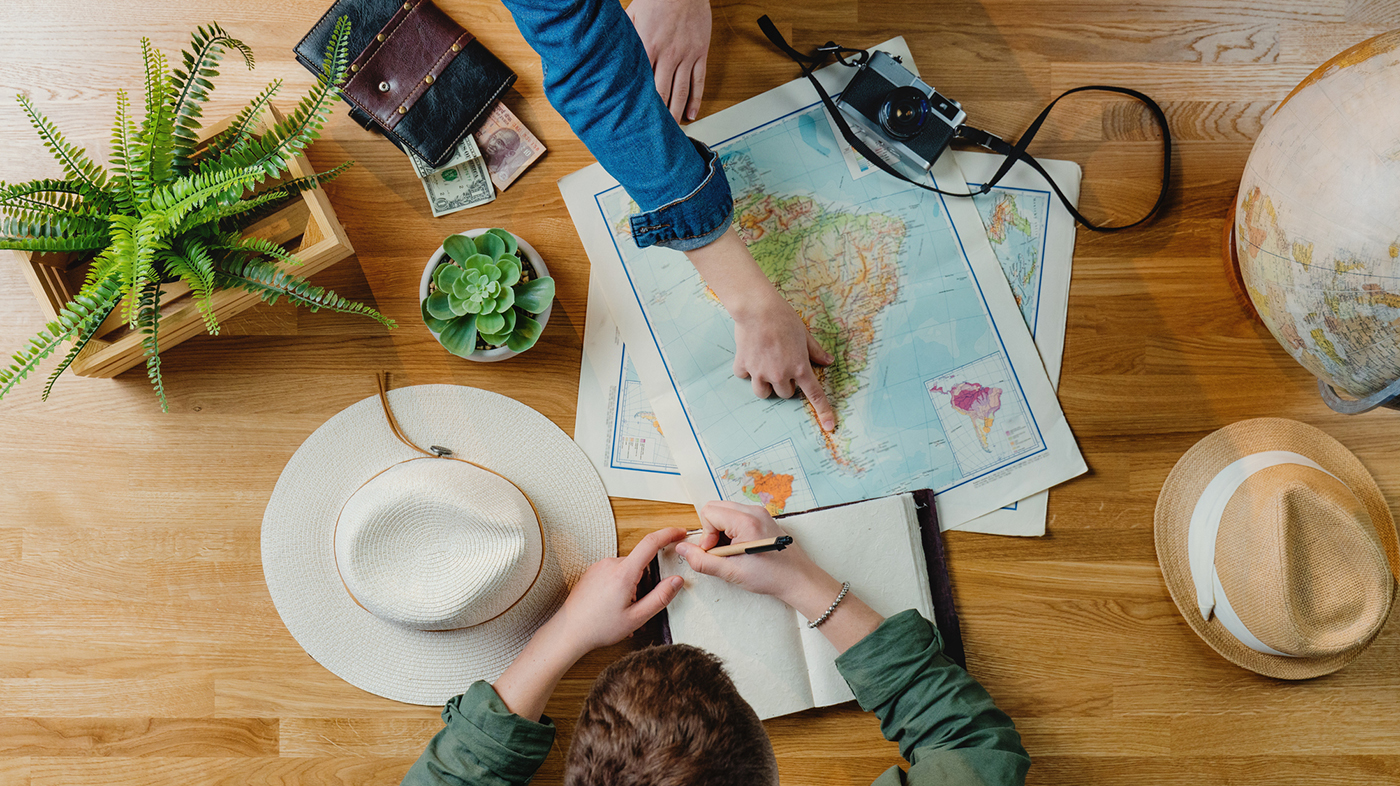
[295, 0, 517, 168]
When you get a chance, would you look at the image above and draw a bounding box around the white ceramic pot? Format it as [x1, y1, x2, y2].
[419, 229, 552, 363]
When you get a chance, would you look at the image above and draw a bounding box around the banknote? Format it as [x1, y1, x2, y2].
[472, 102, 546, 192]
[408, 134, 484, 180]
[420, 153, 495, 217]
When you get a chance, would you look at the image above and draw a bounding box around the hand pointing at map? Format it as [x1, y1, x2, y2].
[684, 228, 838, 432]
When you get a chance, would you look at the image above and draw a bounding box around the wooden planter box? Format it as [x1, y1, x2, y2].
[10, 106, 355, 379]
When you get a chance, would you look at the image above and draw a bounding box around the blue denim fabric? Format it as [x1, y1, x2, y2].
[498, 0, 734, 250]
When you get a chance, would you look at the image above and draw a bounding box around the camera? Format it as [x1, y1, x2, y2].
[837, 51, 966, 174]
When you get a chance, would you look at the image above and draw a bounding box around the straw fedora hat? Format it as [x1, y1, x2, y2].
[1155, 418, 1400, 679]
[262, 380, 616, 704]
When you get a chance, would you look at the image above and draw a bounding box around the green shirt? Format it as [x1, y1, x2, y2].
[400, 610, 1030, 785]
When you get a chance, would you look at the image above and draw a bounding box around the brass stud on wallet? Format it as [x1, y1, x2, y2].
[350, 64, 359, 73]
[397, 106, 407, 114]
[424, 75, 435, 84]
[376, 33, 386, 42]
[451, 43, 460, 52]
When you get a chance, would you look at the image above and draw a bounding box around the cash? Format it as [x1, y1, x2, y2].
[472, 102, 546, 192]
[411, 134, 495, 217]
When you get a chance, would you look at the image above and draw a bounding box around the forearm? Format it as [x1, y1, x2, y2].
[776, 563, 885, 654]
[498, 0, 705, 211]
[683, 227, 783, 318]
[490, 616, 586, 722]
[835, 611, 1029, 781]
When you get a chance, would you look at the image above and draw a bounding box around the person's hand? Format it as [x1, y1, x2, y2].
[732, 289, 837, 432]
[545, 526, 688, 659]
[676, 501, 885, 653]
[627, 0, 712, 122]
[683, 227, 837, 431]
[675, 501, 838, 604]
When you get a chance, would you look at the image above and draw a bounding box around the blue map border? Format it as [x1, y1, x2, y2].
[609, 346, 682, 476]
[591, 97, 1049, 501]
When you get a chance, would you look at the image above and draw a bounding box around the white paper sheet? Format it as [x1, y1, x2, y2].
[560, 37, 1086, 529]
[658, 493, 937, 719]
[574, 271, 691, 503]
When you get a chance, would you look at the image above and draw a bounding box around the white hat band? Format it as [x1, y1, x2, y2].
[1186, 450, 1342, 658]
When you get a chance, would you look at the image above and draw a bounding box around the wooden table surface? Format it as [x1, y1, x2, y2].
[3, 1, 1400, 784]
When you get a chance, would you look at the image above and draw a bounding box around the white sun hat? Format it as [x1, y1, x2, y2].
[262, 380, 616, 705]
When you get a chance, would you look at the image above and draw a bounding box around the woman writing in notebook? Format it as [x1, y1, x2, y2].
[400, 501, 1029, 786]
[498, 0, 839, 433]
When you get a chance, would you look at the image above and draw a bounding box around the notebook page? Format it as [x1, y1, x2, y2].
[789, 494, 937, 708]
[657, 544, 815, 719]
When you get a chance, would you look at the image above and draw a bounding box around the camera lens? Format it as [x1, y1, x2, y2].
[878, 86, 931, 140]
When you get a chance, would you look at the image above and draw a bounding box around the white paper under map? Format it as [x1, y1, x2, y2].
[657, 494, 936, 719]
[560, 37, 1086, 529]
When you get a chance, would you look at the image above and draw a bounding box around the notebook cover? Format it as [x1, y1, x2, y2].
[294, 0, 516, 168]
[634, 489, 966, 670]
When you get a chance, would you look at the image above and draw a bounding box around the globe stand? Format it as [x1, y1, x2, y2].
[1221, 201, 1262, 325]
[1319, 377, 1400, 415]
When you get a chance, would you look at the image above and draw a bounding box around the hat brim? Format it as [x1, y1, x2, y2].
[262, 384, 617, 705]
[1155, 417, 1397, 680]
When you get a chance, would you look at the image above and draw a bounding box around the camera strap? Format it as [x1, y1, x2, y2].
[757, 16, 1172, 233]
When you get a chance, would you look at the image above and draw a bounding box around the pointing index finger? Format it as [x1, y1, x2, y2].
[799, 368, 836, 432]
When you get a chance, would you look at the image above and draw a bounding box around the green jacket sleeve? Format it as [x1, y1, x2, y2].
[835, 610, 1030, 786]
[400, 681, 556, 786]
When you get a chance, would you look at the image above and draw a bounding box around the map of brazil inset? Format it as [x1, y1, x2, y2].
[561, 37, 1085, 527]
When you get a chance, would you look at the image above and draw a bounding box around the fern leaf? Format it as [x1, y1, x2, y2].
[137, 280, 168, 411]
[16, 95, 110, 190]
[135, 38, 175, 191]
[169, 23, 255, 174]
[214, 255, 395, 328]
[212, 16, 350, 178]
[0, 206, 110, 243]
[201, 78, 281, 163]
[0, 232, 110, 252]
[0, 178, 112, 216]
[0, 275, 122, 403]
[163, 238, 220, 334]
[146, 166, 263, 233]
[41, 285, 120, 401]
[109, 89, 138, 210]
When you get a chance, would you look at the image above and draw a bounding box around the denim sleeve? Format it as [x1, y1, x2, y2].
[399, 681, 556, 786]
[497, 0, 733, 250]
[836, 610, 1031, 786]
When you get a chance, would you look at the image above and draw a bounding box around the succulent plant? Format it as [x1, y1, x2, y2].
[422, 228, 555, 356]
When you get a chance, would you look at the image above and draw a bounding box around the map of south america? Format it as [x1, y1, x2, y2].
[930, 382, 1004, 452]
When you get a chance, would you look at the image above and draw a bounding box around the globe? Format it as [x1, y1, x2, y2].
[1234, 29, 1400, 413]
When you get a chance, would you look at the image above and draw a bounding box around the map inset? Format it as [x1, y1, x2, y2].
[597, 103, 1048, 513]
[926, 354, 1042, 476]
[611, 351, 679, 473]
[716, 439, 817, 516]
[972, 188, 1049, 332]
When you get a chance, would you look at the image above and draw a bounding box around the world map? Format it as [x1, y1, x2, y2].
[596, 102, 1048, 515]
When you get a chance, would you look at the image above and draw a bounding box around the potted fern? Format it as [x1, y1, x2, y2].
[419, 229, 554, 361]
[0, 18, 391, 411]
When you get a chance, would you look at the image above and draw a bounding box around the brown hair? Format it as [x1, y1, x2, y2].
[565, 644, 779, 786]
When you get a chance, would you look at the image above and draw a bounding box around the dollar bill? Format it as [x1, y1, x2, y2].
[420, 153, 495, 217]
[472, 102, 546, 192]
[408, 134, 484, 180]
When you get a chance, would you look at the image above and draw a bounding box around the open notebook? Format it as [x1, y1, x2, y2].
[645, 490, 961, 720]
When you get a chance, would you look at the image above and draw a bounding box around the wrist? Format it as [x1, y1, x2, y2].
[533, 614, 594, 666]
[779, 567, 845, 621]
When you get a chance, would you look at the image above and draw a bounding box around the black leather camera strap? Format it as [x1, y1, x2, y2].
[757, 16, 1172, 233]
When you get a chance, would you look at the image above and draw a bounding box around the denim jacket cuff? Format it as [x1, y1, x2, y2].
[629, 138, 734, 251]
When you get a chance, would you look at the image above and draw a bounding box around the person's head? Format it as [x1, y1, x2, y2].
[565, 644, 780, 786]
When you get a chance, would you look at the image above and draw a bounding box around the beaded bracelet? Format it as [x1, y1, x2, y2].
[807, 581, 850, 629]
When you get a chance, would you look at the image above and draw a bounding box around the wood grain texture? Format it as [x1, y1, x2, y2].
[3, 1, 1400, 785]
